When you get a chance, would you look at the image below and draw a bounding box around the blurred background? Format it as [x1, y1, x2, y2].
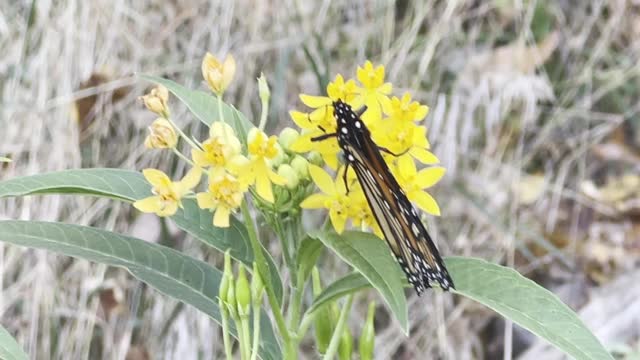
[1, 0, 640, 359]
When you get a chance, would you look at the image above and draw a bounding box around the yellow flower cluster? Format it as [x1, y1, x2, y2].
[134, 53, 291, 228]
[290, 61, 446, 236]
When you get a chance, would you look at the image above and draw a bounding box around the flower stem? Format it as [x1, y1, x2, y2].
[239, 200, 291, 351]
[250, 302, 261, 360]
[241, 316, 252, 359]
[321, 295, 354, 360]
[219, 299, 234, 360]
[258, 89, 269, 132]
[171, 148, 195, 167]
[167, 117, 201, 150]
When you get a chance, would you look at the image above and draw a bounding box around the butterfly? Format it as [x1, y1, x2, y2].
[311, 99, 454, 294]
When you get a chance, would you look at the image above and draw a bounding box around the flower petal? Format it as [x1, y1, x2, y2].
[142, 169, 172, 191]
[410, 191, 441, 216]
[410, 148, 440, 164]
[416, 167, 446, 189]
[289, 134, 313, 153]
[196, 192, 217, 209]
[133, 196, 163, 213]
[300, 193, 328, 209]
[213, 206, 231, 227]
[156, 201, 179, 217]
[290, 110, 313, 129]
[329, 209, 347, 234]
[308, 164, 336, 195]
[176, 167, 202, 193]
[397, 154, 417, 178]
[300, 94, 332, 108]
[256, 174, 274, 203]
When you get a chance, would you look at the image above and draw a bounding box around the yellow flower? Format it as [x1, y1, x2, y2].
[191, 122, 242, 170]
[289, 109, 341, 169]
[144, 118, 178, 149]
[202, 52, 236, 95]
[140, 85, 170, 117]
[196, 169, 246, 227]
[393, 156, 444, 215]
[327, 74, 358, 103]
[353, 61, 392, 121]
[238, 128, 287, 202]
[347, 189, 383, 238]
[372, 121, 439, 165]
[134, 167, 202, 217]
[387, 93, 429, 123]
[301, 165, 350, 233]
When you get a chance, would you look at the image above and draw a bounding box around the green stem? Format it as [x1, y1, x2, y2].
[171, 148, 195, 166]
[219, 299, 234, 360]
[258, 89, 269, 131]
[321, 295, 354, 360]
[240, 200, 291, 349]
[167, 117, 201, 150]
[273, 217, 295, 285]
[241, 316, 251, 359]
[250, 303, 261, 360]
[297, 311, 314, 340]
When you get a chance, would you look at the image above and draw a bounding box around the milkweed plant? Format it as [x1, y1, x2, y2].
[0, 54, 613, 360]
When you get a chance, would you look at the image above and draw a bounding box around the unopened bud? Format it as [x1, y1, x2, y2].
[140, 85, 170, 117]
[290, 155, 309, 180]
[144, 118, 177, 149]
[235, 265, 251, 318]
[359, 301, 376, 360]
[278, 127, 300, 151]
[277, 164, 299, 189]
[202, 52, 236, 95]
[257, 73, 270, 102]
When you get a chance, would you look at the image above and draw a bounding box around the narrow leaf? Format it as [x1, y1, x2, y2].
[0, 325, 28, 360]
[311, 230, 408, 333]
[0, 221, 281, 360]
[308, 272, 370, 314]
[296, 237, 324, 283]
[448, 257, 613, 360]
[0, 169, 283, 303]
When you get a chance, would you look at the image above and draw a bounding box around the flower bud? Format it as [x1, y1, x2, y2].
[359, 301, 376, 360]
[338, 326, 353, 360]
[257, 73, 270, 103]
[219, 251, 233, 304]
[202, 52, 236, 95]
[312, 268, 333, 354]
[278, 127, 300, 151]
[235, 265, 251, 318]
[226, 275, 238, 319]
[251, 262, 264, 307]
[277, 164, 299, 189]
[140, 85, 170, 117]
[307, 151, 323, 166]
[268, 143, 286, 168]
[290, 155, 309, 180]
[144, 118, 178, 149]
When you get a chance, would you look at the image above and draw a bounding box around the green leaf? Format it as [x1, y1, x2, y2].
[0, 220, 281, 360]
[310, 230, 408, 333]
[139, 74, 254, 144]
[308, 272, 370, 314]
[0, 168, 151, 201]
[448, 257, 613, 360]
[296, 237, 324, 283]
[0, 325, 28, 360]
[0, 169, 283, 304]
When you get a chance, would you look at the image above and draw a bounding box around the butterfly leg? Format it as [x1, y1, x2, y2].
[378, 146, 410, 157]
[311, 132, 337, 142]
[342, 163, 350, 195]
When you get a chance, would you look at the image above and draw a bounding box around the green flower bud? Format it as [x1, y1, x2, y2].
[359, 301, 376, 360]
[226, 274, 238, 319]
[251, 262, 264, 307]
[277, 164, 300, 189]
[219, 250, 233, 304]
[307, 151, 323, 166]
[235, 265, 251, 318]
[269, 142, 287, 168]
[290, 155, 309, 180]
[279, 127, 300, 151]
[312, 268, 333, 354]
[257, 73, 270, 103]
[338, 326, 353, 360]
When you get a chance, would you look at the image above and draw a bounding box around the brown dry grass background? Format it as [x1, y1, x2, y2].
[2, 1, 640, 359]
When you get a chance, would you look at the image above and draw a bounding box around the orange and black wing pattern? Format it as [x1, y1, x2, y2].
[329, 99, 453, 294]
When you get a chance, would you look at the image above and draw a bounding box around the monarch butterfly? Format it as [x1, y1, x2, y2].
[312, 99, 454, 294]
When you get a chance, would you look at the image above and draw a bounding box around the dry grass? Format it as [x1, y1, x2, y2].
[2, 1, 640, 359]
